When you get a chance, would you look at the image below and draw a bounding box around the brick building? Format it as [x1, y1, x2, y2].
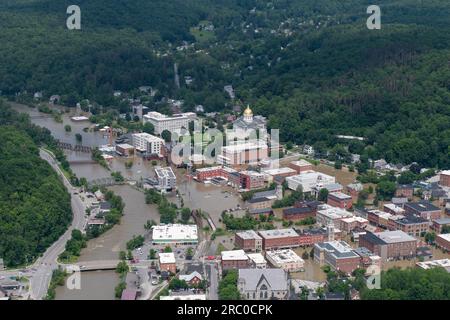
[235, 230, 263, 252]
[296, 228, 328, 246]
[391, 215, 429, 237]
[258, 229, 301, 250]
[282, 200, 320, 221]
[288, 160, 313, 174]
[359, 230, 417, 261]
[346, 183, 363, 202]
[327, 192, 353, 210]
[395, 185, 414, 199]
[159, 253, 177, 274]
[404, 201, 441, 221]
[240, 171, 266, 190]
[440, 170, 450, 187]
[314, 241, 361, 274]
[221, 250, 249, 270]
[436, 234, 450, 252]
[431, 218, 450, 234]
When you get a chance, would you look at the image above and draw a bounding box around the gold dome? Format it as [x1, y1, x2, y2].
[243, 105, 253, 117]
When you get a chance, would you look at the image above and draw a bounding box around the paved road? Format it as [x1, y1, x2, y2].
[207, 263, 219, 300]
[26, 149, 88, 300]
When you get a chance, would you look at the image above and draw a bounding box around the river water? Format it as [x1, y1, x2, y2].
[11, 102, 243, 299]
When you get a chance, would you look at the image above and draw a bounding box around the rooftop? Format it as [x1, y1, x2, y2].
[434, 218, 450, 225]
[152, 224, 198, 241]
[258, 228, 299, 239]
[437, 233, 450, 242]
[417, 259, 450, 272]
[374, 230, 417, 244]
[159, 252, 176, 264]
[247, 253, 266, 265]
[236, 230, 262, 240]
[328, 192, 352, 200]
[238, 269, 288, 292]
[262, 167, 296, 176]
[290, 160, 313, 167]
[155, 166, 176, 179]
[315, 241, 359, 259]
[221, 250, 248, 261]
[405, 201, 440, 212]
[266, 249, 304, 265]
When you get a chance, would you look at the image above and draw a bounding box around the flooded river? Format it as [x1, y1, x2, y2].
[11, 102, 243, 299]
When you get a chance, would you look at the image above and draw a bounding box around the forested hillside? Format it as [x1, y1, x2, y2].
[0, 0, 449, 167]
[0, 101, 72, 267]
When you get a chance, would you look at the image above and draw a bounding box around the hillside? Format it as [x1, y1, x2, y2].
[0, 102, 72, 267]
[0, 0, 449, 167]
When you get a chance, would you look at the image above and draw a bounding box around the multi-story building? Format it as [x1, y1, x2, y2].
[314, 241, 361, 274]
[384, 203, 406, 216]
[265, 249, 305, 272]
[286, 171, 336, 193]
[239, 171, 266, 190]
[327, 192, 353, 210]
[435, 234, 450, 252]
[221, 250, 249, 271]
[316, 204, 353, 228]
[282, 201, 317, 221]
[296, 228, 328, 246]
[154, 166, 177, 191]
[238, 269, 289, 300]
[339, 217, 369, 234]
[395, 185, 414, 199]
[367, 210, 393, 229]
[359, 230, 417, 261]
[115, 143, 135, 157]
[404, 201, 441, 221]
[143, 111, 189, 135]
[288, 160, 314, 174]
[246, 253, 267, 269]
[159, 253, 177, 274]
[151, 224, 198, 245]
[132, 133, 165, 156]
[218, 140, 269, 166]
[258, 229, 301, 250]
[195, 166, 238, 182]
[235, 230, 263, 252]
[262, 167, 297, 182]
[431, 218, 450, 234]
[391, 215, 429, 237]
[440, 170, 450, 187]
[346, 183, 364, 202]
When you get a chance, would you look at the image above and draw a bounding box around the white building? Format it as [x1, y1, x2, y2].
[286, 171, 336, 193]
[151, 224, 198, 245]
[218, 139, 269, 166]
[160, 294, 206, 300]
[316, 204, 354, 228]
[154, 166, 177, 191]
[132, 133, 164, 156]
[143, 111, 189, 135]
[247, 253, 267, 269]
[265, 249, 304, 272]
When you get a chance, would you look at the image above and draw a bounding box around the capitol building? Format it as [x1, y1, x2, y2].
[231, 105, 267, 139]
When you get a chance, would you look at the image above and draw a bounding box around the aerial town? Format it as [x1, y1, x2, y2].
[1, 1, 450, 305]
[1, 97, 449, 301]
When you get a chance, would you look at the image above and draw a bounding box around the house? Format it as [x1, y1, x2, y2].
[440, 170, 450, 187]
[159, 253, 177, 274]
[179, 271, 203, 286]
[347, 183, 363, 202]
[237, 269, 289, 300]
[49, 95, 61, 104]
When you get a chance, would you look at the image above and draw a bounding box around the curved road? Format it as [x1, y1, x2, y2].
[26, 149, 88, 300]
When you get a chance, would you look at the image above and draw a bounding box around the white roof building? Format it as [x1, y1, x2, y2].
[286, 171, 336, 192]
[221, 250, 248, 261]
[152, 224, 198, 245]
[159, 252, 176, 264]
[143, 111, 189, 135]
[417, 259, 450, 272]
[265, 249, 304, 272]
[316, 204, 354, 228]
[247, 253, 267, 269]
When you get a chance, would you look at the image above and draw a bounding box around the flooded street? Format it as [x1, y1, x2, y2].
[11, 102, 244, 299]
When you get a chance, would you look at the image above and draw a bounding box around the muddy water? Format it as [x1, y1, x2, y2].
[12, 102, 244, 299]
